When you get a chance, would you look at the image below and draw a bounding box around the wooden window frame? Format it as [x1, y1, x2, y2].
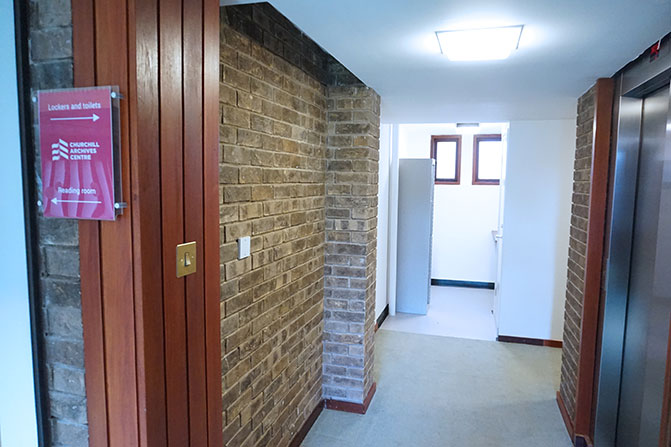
[430, 135, 462, 185]
[473, 134, 502, 185]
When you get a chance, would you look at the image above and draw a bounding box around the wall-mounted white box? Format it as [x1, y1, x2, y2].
[238, 236, 251, 259]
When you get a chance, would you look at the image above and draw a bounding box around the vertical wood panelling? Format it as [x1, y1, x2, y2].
[78, 225, 107, 447]
[158, 0, 189, 445]
[130, 0, 168, 445]
[93, 1, 140, 445]
[74, 0, 220, 445]
[203, 1, 223, 444]
[73, 0, 110, 444]
[183, 1, 208, 446]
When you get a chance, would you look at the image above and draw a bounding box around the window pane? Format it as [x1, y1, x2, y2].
[477, 140, 501, 180]
[435, 141, 457, 180]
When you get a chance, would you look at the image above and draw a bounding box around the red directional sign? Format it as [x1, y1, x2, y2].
[38, 86, 117, 220]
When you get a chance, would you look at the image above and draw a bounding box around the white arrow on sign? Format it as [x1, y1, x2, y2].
[51, 197, 101, 205]
[50, 113, 100, 122]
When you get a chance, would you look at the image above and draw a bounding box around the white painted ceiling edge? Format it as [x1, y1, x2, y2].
[264, 0, 670, 124]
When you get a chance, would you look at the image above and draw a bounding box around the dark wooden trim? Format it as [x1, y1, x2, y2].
[130, 0, 168, 445]
[557, 391, 575, 440]
[573, 78, 615, 442]
[203, 0, 223, 445]
[472, 134, 502, 185]
[325, 399, 363, 413]
[431, 279, 495, 289]
[325, 382, 377, 415]
[375, 305, 389, 332]
[660, 317, 671, 447]
[97, 1, 141, 444]
[183, 1, 208, 445]
[364, 382, 376, 410]
[79, 224, 108, 446]
[497, 335, 562, 348]
[159, 0, 189, 444]
[589, 75, 621, 444]
[73, 0, 111, 445]
[430, 135, 462, 185]
[289, 400, 325, 447]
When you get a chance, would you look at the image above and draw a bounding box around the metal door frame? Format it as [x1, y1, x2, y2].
[594, 38, 671, 446]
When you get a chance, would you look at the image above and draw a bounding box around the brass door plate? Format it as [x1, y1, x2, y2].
[176, 241, 197, 277]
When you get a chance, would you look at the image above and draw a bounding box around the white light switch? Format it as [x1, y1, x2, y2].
[238, 236, 251, 259]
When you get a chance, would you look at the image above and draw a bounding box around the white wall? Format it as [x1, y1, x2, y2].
[387, 125, 400, 316]
[398, 123, 504, 282]
[0, 2, 39, 445]
[498, 120, 575, 341]
[375, 124, 392, 319]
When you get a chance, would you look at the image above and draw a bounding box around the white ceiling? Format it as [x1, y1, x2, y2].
[268, 0, 671, 123]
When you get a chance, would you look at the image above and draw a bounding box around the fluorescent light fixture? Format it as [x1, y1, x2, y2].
[436, 25, 524, 61]
[456, 122, 480, 128]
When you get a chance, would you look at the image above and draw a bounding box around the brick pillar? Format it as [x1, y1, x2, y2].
[323, 85, 380, 406]
[559, 85, 595, 424]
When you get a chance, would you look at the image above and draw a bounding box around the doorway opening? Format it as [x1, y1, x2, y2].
[334, 118, 576, 446]
[383, 122, 507, 341]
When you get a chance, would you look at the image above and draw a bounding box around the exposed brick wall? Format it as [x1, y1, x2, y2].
[323, 86, 380, 403]
[219, 4, 380, 444]
[26, 0, 89, 445]
[559, 85, 595, 423]
[219, 19, 327, 447]
[223, 2, 364, 87]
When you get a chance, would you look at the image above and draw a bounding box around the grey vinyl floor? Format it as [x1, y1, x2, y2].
[382, 287, 498, 341]
[302, 329, 572, 447]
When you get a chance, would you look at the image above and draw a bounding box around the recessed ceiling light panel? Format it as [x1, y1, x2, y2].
[436, 25, 524, 61]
